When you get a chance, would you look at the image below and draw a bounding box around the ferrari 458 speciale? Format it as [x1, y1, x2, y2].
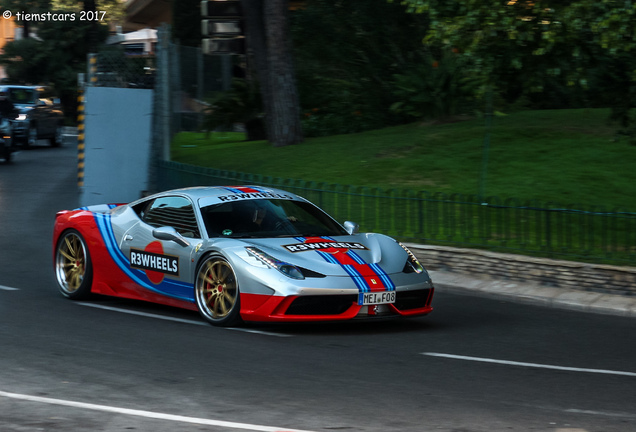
[53, 186, 434, 326]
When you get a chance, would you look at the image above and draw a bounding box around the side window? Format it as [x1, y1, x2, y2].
[139, 196, 201, 238]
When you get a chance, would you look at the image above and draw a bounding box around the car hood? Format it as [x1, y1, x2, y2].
[14, 105, 34, 114]
[235, 233, 407, 276]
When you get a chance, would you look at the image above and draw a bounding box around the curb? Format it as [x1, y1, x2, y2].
[429, 270, 636, 318]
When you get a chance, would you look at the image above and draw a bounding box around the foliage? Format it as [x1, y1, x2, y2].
[201, 78, 265, 141]
[50, 0, 125, 21]
[396, 0, 636, 142]
[291, 0, 432, 135]
[0, 0, 49, 13]
[390, 50, 480, 120]
[0, 0, 125, 31]
[172, 108, 636, 210]
[0, 0, 122, 120]
[298, 76, 386, 137]
[172, 0, 202, 47]
[0, 14, 109, 120]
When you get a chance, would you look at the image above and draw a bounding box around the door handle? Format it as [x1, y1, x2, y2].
[124, 235, 133, 241]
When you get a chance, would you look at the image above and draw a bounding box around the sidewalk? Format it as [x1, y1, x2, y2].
[429, 270, 636, 318]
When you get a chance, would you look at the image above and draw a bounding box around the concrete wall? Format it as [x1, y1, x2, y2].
[81, 86, 153, 207]
[406, 244, 636, 296]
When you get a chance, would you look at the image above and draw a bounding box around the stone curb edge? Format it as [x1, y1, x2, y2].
[429, 270, 636, 318]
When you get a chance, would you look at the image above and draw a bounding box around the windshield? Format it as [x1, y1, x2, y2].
[200, 199, 348, 238]
[7, 88, 37, 105]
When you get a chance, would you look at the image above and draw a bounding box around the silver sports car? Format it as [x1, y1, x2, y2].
[53, 185, 434, 326]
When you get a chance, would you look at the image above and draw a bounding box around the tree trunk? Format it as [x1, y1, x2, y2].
[264, 0, 303, 147]
[241, 0, 303, 147]
[241, 0, 271, 136]
[83, 0, 99, 52]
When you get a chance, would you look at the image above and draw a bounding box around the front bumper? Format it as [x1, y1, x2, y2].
[11, 120, 27, 138]
[239, 286, 434, 322]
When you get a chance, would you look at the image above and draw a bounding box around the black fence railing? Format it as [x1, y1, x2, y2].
[157, 160, 636, 266]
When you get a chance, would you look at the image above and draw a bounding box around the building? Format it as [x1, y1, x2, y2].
[0, 15, 18, 80]
[124, 0, 171, 31]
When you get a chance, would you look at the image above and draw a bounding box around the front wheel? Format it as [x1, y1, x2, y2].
[195, 254, 242, 326]
[50, 123, 63, 147]
[55, 229, 93, 299]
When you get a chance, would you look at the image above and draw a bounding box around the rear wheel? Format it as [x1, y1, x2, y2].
[25, 124, 37, 148]
[55, 230, 93, 299]
[195, 254, 241, 326]
[2, 142, 11, 164]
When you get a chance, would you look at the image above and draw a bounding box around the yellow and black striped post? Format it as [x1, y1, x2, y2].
[88, 54, 98, 86]
[77, 90, 85, 187]
[77, 54, 97, 188]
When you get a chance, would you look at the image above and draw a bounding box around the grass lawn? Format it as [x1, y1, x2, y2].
[171, 108, 636, 211]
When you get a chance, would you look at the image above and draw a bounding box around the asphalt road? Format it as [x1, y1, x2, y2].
[1, 143, 635, 432]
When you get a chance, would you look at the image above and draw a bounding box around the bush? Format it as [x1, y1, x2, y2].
[390, 51, 480, 121]
[201, 78, 265, 141]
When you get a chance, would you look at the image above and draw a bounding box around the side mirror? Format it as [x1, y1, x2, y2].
[343, 221, 359, 235]
[152, 226, 190, 247]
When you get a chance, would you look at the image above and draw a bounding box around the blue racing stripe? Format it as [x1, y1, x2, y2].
[93, 213, 194, 302]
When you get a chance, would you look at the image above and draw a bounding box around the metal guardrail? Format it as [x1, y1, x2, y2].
[157, 160, 636, 266]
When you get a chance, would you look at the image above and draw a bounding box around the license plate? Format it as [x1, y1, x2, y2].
[358, 291, 396, 306]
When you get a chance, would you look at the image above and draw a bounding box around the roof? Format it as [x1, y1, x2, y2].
[106, 28, 157, 45]
[0, 85, 42, 90]
[152, 186, 306, 207]
[183, 186, 303, 207]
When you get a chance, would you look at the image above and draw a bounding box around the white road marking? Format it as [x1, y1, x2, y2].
[565, 409, 636, 419]
[0, 285, 19, 291]
[0, 390, 314, 432]
[78, 303, 208, 325]
[225, 327, 293, 337]
[77, 303, 292, 337]
[422, 352, 636, 377]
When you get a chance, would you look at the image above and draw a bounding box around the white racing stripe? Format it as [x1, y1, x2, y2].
[0, 285, 19, 291]
[422, 352, 636, 377]
[77, 303, 292, 337]
[0, 390, 314, 432]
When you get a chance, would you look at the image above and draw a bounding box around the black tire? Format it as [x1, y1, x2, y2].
[50, 123, 63, 147]
[55, 229, 93, 299]
[2, 143, 11, 164]
[195, 254, 242, 326]
[25, 123, 36, 149]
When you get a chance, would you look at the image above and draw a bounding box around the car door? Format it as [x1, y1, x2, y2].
[119, 196, 201, 301]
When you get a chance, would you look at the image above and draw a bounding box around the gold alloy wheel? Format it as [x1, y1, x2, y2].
[195, 257, 239, 324]
[56, 231, 88, 296]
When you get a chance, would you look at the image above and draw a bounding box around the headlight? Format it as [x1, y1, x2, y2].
[246, 247, 305, 280]
[399, 242, 424, 274]
[16, 114, 27, 121]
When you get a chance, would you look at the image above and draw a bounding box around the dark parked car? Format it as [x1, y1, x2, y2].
[0, 85, 65, 148]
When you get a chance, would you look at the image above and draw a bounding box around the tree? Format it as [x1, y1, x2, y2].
[241, 0, 303, 147]
[50, 0, 125, 52]
[397, 0, 636, 141]
[0, 0, 50, 38]
[0, 1, 116, 119]
[172, 0, 202, 47]
[291, 0, 438, 135]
